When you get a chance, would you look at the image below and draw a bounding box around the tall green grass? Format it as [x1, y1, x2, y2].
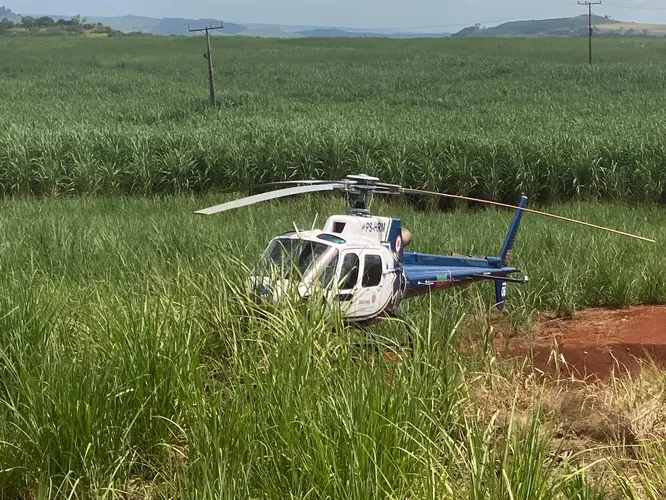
[0, 196, 663, 496]
[1, 36, 666, 201]
[0, 195, 663, 319]
[0, 267, 596, 498]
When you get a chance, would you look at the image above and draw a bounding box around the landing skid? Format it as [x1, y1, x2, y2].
[350, 312, 415, 361]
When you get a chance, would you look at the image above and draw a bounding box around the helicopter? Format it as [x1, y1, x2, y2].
[195, 174, 654, 326]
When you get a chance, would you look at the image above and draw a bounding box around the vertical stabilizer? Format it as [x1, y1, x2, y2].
[499, 195, 528, 266]
[496, 195, 528, 310]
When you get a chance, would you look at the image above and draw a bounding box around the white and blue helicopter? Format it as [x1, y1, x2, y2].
[196, 174, 653, 326]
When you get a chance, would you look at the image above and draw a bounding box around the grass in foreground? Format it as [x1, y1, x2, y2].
[0, 196, 664, 497]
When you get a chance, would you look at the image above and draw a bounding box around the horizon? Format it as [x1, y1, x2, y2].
[6, 1, 666, 30]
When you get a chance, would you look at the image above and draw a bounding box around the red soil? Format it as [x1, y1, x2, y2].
[513, 306, 666, 381]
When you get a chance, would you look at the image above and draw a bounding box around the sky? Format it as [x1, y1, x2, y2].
[8, 0, 666, 29]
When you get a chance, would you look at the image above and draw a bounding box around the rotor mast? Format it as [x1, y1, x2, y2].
[345, 174, 380, 216]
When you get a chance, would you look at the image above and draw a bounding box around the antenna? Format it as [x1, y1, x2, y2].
[292, 221, 301, 239]
[188, 22, 224, 106]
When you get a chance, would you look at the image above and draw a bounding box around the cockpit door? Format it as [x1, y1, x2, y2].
[335, 251, 361, 307]
[354, 252, 385, 319]
[334, 250, 386, 320]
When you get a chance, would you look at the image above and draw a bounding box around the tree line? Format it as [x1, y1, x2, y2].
[0, 7, 118, 36]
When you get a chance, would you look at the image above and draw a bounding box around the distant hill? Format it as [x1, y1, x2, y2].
[299, 28, 368, 37]
[23, 8, 666, 39]
[86, 15, 159, 33]
[298, 28, 392, 38]
[93, 16, 449, 38]
[151, 19, 245, 36]
[89, 15, 245, 35]
[297, 28, 450, 38]
[453, 14, 666, 37]
[2, 6, 449, 38]
[453, 15, 614, 37]
[241, 26, 299, 38]
[0, 5, 21, 22]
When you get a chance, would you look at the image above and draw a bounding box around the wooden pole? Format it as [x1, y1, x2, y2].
[189, 23, 224, 106]
[578, 1, 601, 65]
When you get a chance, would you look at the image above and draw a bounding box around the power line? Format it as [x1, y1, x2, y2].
[128, 19, 230, 30]
[127, 18, 510, 32]
[129, 24, 189, 30]
[602, 3, 666, 10]
[127, 6, 578, 33]
[129, 21, 210, 30]
[336, 7, 583, 31]
[123, 2, 665, 35]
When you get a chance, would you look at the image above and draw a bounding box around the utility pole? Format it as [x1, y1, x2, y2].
[578, 1, 601, 65]
[189, 23, 224, 106]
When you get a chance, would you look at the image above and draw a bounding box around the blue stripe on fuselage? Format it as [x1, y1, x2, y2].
[403, 251, 504, 269]
[403, 252, 519, 298]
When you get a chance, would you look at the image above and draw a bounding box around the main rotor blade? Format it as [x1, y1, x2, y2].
[401, 188, 656, 243]
[195, 183, 345, 216]
[214, 179, 335, 195]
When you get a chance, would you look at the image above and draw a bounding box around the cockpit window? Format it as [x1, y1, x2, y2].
[258, 237, 338, 285]
[266, 238, 298, 271]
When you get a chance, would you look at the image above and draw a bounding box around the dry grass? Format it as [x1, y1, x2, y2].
[465, 358, 666, 491]
[597, 22, 666, 35]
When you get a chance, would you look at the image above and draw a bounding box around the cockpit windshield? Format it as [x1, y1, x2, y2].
[256, 237, 339, 286]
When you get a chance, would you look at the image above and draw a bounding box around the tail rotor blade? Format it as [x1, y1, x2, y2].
[401, 188, 655, 244]
[195, 183, 345, 216]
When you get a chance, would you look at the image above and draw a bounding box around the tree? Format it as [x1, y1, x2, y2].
[0, 17, 14, 29]
[36, 16, 55, 28]
[71, 14, 87, 26]
[21, 15, 35, 28]
[70, 14, 87, 33]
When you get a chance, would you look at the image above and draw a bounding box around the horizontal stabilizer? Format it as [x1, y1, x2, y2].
[468, 273, 529, 284]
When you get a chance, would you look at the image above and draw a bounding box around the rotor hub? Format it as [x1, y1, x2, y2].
[345, 174, 380, 186]
[344, 174, 383, 216]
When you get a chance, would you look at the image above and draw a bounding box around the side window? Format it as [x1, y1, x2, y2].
[339, 253, 359, 289]
[362, 255, 382, 288]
